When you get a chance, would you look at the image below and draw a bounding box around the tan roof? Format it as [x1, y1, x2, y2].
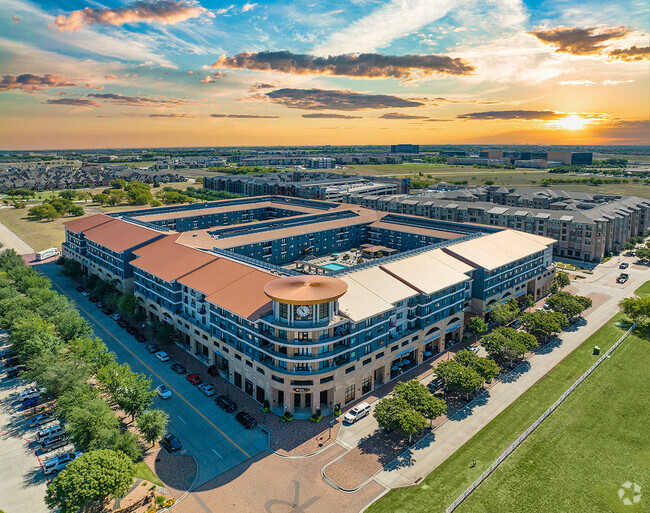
[132, 200, 321, 222]
[380, 250, 471, 294]
[338, 278, 394, 322]
[264, 275, 348, 305]
[131, 235, 217, 282]
[206, 271, 276, 321]
[83, 219, 164, 253]
[174, 230, 220, 250]
[344, 267, 417, 304]
[369, 221, 465, 240]
[443, 230, 555, 270]
[63, 214, 112, 233]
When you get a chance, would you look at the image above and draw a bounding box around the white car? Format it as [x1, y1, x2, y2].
[43, 451, 82, 475]
[197, 383, 216, 396]
[155, 351, 170, 362]
[468, 345, 480, 355]
[19, 387, 40, 401]
[29, 412, 54, 428]
[344, 402, 371, 424]
[110, 313, 121, 321]
[81, 291, 91, 297]
[156, 384, 172, 399]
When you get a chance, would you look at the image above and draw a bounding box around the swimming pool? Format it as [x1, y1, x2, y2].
[321, 263, 347, 271]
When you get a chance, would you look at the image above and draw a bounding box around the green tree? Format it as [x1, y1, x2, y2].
[25, 353, 91, 399]
[635, 247, 650, 260]
[28, 203, 60, 221]
[546, 291, 592, 320]
[67, 398, 120, 450]
[150, 320, 179, 346]
[618, 296, 650, 322]
[56, 309, 93, 341]
[519, 310, 569, 341]
[435, 359, 485, 399]
[117, 294, 139, 316]
[67, 205, 84, 216]
[137, 409, 169, 447]
[373, 396, 427, 443]
[93, 193, 109, 205]
[551, 272, 571, 292]
[466, 317, 488, 336]
[45, 449, 134, 513]
[59, 190, 78, 201]
[111, 178, 127, 189]
[393, 380, 446, 427]
[454, 349, 501, 382]
[489, 300, 519, 325]
[115, 369, 156, 422]
[68, 336, 116, 371]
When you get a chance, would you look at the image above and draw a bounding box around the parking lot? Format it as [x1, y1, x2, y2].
[0, 334, 54, 513]
[39, 263, 269, 488]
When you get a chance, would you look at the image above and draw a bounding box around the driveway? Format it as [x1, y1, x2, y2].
[39, 263, 268, 488]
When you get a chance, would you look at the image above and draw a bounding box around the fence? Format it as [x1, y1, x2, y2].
[445, 322, 638, 513]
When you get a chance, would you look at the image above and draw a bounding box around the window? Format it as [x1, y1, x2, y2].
[345, 365, 356, 374]
[319, 303, 328, 318]
[344, 384, 355, 404]
[363, 358, 371, 366]
[245, 360, 253, 367]
[320, 376, 334, 384]
[375, 352, 384, 359]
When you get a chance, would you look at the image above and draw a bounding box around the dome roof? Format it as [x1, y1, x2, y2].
[264, 275, 348, 305]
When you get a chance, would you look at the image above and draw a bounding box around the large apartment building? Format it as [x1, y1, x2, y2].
[347, 187, 650, 261]
[63, 196, 554, 417]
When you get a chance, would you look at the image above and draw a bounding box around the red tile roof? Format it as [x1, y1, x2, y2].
[83, 218, 165, 253]
[131, 235, 217, 282]
[63, 214, 112, 233]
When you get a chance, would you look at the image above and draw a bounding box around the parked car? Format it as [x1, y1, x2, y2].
[75, 286, 84, 293]
[198, 383, 216, 396]
[96, 301, 104, 309]
[170, 363, 187, 374]
[0, 349, 16, 360]
[428, 377, 444, 394]
[19, 387, 42, 401]
[117, 320, 128, 328]
[146, 344, 159, 353]
[156, 384, 172, 399]
[6, 365, 24, 378]
[155, 351, 170, 362]
[5, 356, 19, 367]
[207, 365, 220, 377]
[126, 326, 137, 335]
[22, 396, 41, 409]
[186, 373, 201, 385]
[43, 451, 82, 475]
[102, 308, 112, 315]
[160, 433, 182, 452]
[29, 412, 54, 428]
[468, 345, 480, 355]
[110, 313, 120, 321]
[235, 411, 258, 429]
[135, 334, 146, 343]
[81, 291, 91, 297]
[344, 402, 371, 424]
[88, 295, 99, 303]
[215, 395, 237, 413]
[617, 273, 629, 284]
[36, 424, 65, 442]
[619, 262, 629, 269]
[40, 435, 68, 453]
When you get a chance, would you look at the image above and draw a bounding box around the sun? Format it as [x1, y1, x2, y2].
[556, 114, 587, 130]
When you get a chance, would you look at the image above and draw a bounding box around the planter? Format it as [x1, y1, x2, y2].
[281, 412, 293, 422]
[309, 414, 322, 423]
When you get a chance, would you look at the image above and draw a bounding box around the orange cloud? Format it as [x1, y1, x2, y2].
[0, 73, 77, 92]
[529, 25, 629, 55]
[54, 0, 209, 32]
[608, 45, 650, 61]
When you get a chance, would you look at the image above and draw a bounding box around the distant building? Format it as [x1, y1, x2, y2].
[451, 150, 593, 168]
[391, 144, 419, 154]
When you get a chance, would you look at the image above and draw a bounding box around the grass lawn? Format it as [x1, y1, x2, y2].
[368, 283, 650, 513]
[133, 460, 164, 487]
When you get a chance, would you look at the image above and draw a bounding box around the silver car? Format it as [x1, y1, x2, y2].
[43, 452, 82, 475]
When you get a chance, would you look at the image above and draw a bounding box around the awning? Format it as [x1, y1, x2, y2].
[424, 333, 440, 344]
[445, 322, 461, 333]
[515, 290, 526, 297]
[395, 347, 413, 358]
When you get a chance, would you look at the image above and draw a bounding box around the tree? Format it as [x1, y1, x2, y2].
[546, 292, 591, 320]
[93, 193, 109, 205]
[373, 396, 427, 443]
[519, 311, 569, 342]
[435, 359, 484, 399]
[111, 178, 127, 189]
[25, 353, 91, 400]
[635, 247, 650, 260]
[482, 326, 538, 365]
[68, 205, 84, 216]
[488, 298, 520, 325]
[59, 190, 78, 201]
[115, 369, 156, 422]
[68, 336, 116, 371]
[523, 294, 535, 309]
[137, 409, 169, 447]
[466, 317, 488, 336]
[45, 449, 134, 513]
[28, 203, 60, 221]
[150, 320, 179, 346]
[618, 296, 650, 323]
[117, 294, 139, 316]
[551, 272, 570, 293]
[56, 309, 93, 341]
[393, 380, 447, 426]
[67, 398, 120, 450]
[453, 349, 501, 382]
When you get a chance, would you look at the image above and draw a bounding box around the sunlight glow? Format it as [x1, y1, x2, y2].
[556, 115, 587, 130]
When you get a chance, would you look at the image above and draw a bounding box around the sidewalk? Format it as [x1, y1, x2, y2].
[372, 279, 632, 489]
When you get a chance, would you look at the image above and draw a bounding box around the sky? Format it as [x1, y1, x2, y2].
[0, 0, 648, 149]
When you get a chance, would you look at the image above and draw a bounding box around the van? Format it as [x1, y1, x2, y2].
[344, 402, 371, 424]
[36, 424, 64, 442]
[40, 435, 67, 453]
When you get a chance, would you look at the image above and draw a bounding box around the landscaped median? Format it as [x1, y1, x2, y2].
[366, 282, 650, 513]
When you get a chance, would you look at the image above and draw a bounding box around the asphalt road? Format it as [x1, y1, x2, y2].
[39, 263, 268, 488]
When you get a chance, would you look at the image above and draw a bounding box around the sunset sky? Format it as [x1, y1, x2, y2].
[0, 0, 648, 149]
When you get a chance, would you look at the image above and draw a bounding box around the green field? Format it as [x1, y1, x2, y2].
[133, 460, 164, 487]
[368, 284, 650, 513]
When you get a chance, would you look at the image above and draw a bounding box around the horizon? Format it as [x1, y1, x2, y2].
[0, 0, 648, 149]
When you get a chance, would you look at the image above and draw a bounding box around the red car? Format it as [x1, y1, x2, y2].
[186, 373, 201, 385]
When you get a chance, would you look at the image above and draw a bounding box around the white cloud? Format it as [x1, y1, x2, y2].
[216, 4, 235, 14]
[558, 79, 597, 86]
[312, 0, 472, 55]
[601, 79, 634, 85]
[242, 2, 257, 12]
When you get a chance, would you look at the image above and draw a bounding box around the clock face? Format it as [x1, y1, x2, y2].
[296, 305, 310, 318]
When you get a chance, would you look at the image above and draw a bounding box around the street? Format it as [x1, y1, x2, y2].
[39, 263, 269, 488]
